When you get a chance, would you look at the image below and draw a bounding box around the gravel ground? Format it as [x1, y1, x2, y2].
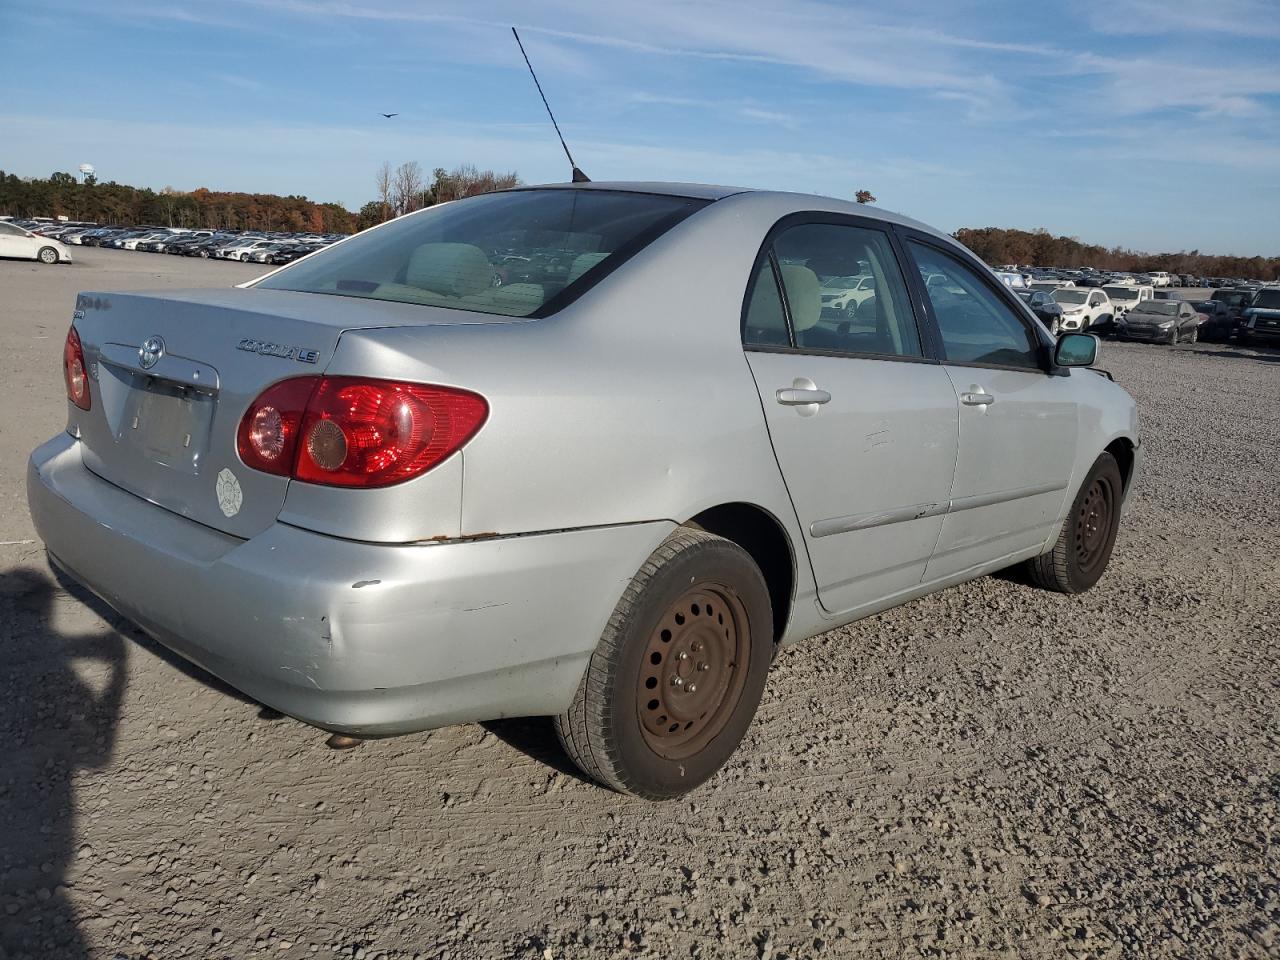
[1, 249, 1278, 959]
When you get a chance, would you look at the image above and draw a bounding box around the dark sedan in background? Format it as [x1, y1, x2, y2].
[1016, 288, 1065, 335]
[1118, 300, 1203, 344]
[1191, 301, 1237, 341]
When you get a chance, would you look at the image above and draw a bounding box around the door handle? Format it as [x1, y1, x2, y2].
[961, 391, 995, 406]
[777, 387, 831, 406]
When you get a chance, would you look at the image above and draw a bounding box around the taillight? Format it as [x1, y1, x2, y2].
[236, 376, 318, 476]
[63, 326, 91, 410]
[238, 377, 487, 488]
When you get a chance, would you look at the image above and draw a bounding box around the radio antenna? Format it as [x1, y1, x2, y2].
[512, 27, 590, 183]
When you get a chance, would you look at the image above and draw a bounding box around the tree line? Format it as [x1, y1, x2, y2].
[0, 170, 356, 233]
[0, 163, 522, 235]
[3, 169, 1274, 279]
[955, 226, 1280, 280]
[357, 162, 520, 228]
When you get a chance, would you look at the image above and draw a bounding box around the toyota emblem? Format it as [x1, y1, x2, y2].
[138, 335, 165, 370]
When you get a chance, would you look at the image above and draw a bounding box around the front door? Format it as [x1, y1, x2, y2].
[743, 219, 959, 616]
[902, 238, 1078, 582]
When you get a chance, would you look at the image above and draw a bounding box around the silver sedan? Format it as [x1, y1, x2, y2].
[28, 182, 1141, 798]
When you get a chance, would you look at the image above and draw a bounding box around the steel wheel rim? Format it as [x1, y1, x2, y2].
[637, 584, 749, 761]
[1075, 476, 1114, 575]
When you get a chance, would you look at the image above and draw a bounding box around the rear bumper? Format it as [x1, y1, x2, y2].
[28, 433, 672, 735]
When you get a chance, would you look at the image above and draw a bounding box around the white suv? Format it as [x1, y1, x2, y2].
[1051, 288, 1112, 332]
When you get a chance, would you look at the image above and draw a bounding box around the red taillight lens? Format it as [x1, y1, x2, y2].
[235, 377, 318, 476]
[238, 377, 487, 488]
[63, 326, 91, 410]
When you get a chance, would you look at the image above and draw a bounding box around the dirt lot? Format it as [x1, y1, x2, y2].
[1, 249, 1278, 960]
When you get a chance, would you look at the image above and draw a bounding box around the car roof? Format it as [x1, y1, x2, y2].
[520, 180, 945, 240]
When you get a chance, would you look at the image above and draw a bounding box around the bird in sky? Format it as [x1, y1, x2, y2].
[380, 113, 399, 118]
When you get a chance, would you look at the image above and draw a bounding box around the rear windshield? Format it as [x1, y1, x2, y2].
[256, 189, 708, 318]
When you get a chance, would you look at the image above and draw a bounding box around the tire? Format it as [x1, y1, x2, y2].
[1024, 452, 1123, 594]
[37, 246, 59, 265]
[1187, 328, 1199, 344]
[555, 528, 773, 799]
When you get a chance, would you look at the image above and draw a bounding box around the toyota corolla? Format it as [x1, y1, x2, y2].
[28, 183, 1141, 799]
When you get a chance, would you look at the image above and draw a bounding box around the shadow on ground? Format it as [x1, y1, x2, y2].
[0, 568, 126, 959]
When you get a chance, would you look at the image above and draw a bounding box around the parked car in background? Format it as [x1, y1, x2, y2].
[1016, 288, 1065, 335]
[1051, 287, 1112, 333]
[1239, 288, 1280, 345]
[1191, 300, 1237, 342]
[1117, 300, 1201, 344]
[819, 274, 878, 317]
[1103, 284, 1153, 323]
[0, 220, 72, 263]
[27, 182, 1140, 799]
[1209, 288, 1254, 324]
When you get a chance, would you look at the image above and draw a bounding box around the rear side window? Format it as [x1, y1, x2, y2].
[257, 189, 707, 318]
[743, 221, 922, 358]
[907, 242, 1041, 369]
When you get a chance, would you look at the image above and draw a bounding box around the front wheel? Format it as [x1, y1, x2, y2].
[555, 528, 773, 799]
[1024, 452, 1123, 594]
[37, 246, 59, 264]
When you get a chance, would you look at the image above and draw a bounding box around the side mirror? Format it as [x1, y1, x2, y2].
[1055, 333, 1098, 367]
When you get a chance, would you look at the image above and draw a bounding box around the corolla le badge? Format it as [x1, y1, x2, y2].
[138, 335, 165, 370]
[237, 338, 319, 364]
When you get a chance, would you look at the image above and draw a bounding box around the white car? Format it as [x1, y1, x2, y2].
[1051, 288, 1112, 332]
[0, 220, 72, 263]
[219, 239, 275, 261]
[995, 271, 1027, 289]
[122, 232, 172, 251]
[1102, 285, 1154, 321]
[819, 274, 877, 315]
[1030, 280, 1075, 292]
[1147, 271, 1171, 288]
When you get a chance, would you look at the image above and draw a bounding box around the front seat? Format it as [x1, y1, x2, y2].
[783, 264, 840, 349]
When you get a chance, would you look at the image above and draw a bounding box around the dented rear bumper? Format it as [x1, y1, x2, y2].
[28, 432, 672, 735]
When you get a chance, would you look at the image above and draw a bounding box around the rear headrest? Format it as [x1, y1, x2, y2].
[567, 251, 609, 284]
[779, 264, 821, 332]
[406, 242, 492, 297]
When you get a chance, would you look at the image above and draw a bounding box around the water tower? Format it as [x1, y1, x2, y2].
[78, 163, 95, 183]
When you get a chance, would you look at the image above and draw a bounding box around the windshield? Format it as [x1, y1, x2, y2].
[1253, 290, 1280, 309]
[1132, 301, 1179, 316]
[257, 189, 708, 318]
[822, 275, 863, 288]
[1052, 290, 1088, 304]
[1103, 286, 1138, 301]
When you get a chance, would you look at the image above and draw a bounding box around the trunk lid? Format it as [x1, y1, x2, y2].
[70, 287, 506, 538]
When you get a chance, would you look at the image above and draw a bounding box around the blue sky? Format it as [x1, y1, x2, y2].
[2, 0, 1278, 254]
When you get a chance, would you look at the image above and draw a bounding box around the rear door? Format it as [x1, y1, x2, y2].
[743, 216, 959, 616]
[900, 236, 1078, 582]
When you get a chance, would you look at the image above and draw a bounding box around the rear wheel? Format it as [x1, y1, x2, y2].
[1024, 452, 1123, 594]
[555, 528, 773, 799]
[37, 246, 58, 264]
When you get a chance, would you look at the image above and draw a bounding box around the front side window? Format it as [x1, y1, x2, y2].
[0, 222, 24, 236]
[257, 189, 707, 318]
[908, 241, 1041, 369]
[744, 222, 922, 357]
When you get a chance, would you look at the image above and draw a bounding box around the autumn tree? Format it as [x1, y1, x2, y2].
[375, 161, 393, 222]
[855, 189, 876, 204]
[392, 161, 425, 216]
